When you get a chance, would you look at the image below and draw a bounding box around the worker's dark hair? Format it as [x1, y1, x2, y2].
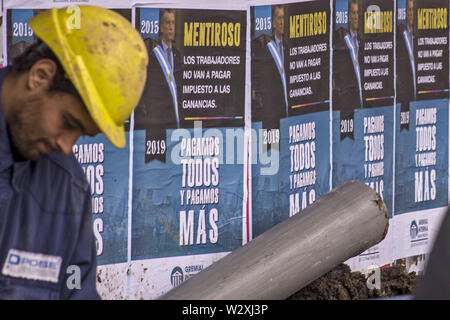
[10, 38, 82, 100]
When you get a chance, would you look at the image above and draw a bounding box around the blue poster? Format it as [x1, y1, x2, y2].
[251, 122, 285, 237]
[138, 8, 160, 41]
[11, 10, 34, 45]
[253, 5, 272, 39]
[132, 128, 243, 259]
[332, 0, 395, 217]
[332, 107, 394, 217]
[283, 113, 331, 215]
[395, 99, 449, 215]
[131, 7, 246, 259]
[252, 112, 331, 237]
[395, 0, 449, 215]
[75, 134, 130, 266]
[251, 1, 331, 238]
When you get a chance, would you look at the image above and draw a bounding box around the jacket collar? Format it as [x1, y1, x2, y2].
[0, 67, 14, 172]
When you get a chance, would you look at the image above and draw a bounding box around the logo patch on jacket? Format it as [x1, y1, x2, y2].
[2, 249, 62, 283]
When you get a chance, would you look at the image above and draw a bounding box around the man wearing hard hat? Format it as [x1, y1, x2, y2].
[0, 7, 148, 299]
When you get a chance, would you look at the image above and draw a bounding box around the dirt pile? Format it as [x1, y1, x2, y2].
[288, 263, 420, 300]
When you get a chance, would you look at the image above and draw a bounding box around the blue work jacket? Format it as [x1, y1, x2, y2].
[0, 68, 100, 299]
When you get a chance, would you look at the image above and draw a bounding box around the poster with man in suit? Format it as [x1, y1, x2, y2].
[397, 0, 417, 114]
[393, 0, 449, 264]
[333, 0, 395, 272]
[251, 0, 331, 238]
[333, 0, 364, 116]
[134, 9, 183, 163]
[131, 5, 247, 298]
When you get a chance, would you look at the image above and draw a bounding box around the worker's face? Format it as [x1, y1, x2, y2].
[7, 60, 99, 161]
[273, 7, 284, 39]
[406, 0, 414, 30]
[349, 2, 359, 34]
[161, 12, 175, 44]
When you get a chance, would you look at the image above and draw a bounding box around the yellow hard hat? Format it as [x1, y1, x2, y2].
[29, 6, 148, 148]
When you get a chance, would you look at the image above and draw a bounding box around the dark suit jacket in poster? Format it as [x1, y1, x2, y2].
[396, 24, 417, 108]
[252, 34, 289, 130]
[333, 28, 364, 113]
[134, 38, 183, 162]
[134, 38, 183, 132]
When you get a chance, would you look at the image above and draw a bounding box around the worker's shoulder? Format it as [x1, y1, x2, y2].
[43, 152, 90, 193]
[21, 153, 90, 216]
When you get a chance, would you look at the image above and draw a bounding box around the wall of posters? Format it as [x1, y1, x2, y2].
[2, 0, 449, 299]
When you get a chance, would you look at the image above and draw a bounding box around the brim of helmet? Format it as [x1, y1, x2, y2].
[68, 55, 126, 149]
[30, 10, 126, 149]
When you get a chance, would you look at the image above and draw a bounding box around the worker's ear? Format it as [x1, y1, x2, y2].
[27, 59, 57, 91]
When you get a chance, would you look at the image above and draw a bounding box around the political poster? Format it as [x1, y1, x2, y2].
[393, 0, 449, 261]
[333, 0, 395, 270]
[131, 2, 247, 296]
[251, 0, 331, 238]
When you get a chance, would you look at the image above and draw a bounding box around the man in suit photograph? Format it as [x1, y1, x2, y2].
[252, 5, 289, 130]
[333, 0, 364, 112]
[135, 8, 182, 129]
[134, 9, 182, 162]
[397, 0, 417, 108]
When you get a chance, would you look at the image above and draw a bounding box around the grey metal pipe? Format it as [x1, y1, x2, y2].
[160, 180, 389, 300]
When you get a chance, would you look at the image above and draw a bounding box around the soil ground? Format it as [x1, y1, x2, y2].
[288, 263, 420, 300]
